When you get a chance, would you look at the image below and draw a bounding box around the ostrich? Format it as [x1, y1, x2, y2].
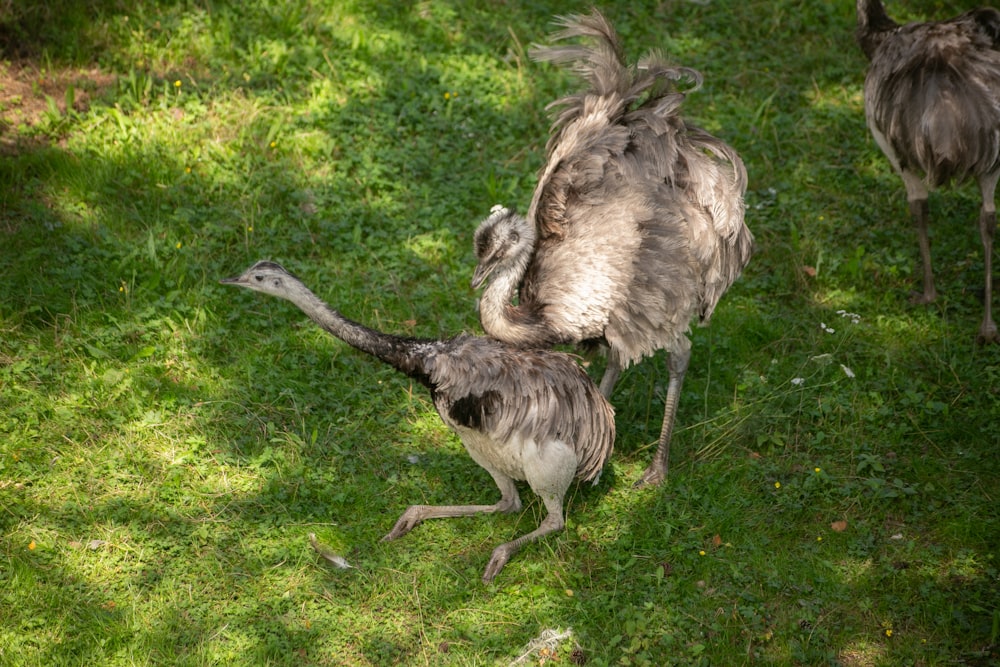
[221, 260, 615, 583]
[471, 10, 752, 486]
[857, 0, 1000, 344]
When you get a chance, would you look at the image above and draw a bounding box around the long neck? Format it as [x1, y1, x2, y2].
[857, 0, 898, 60]
[285, 287, 433, 386]
[477, 253, 555, 347]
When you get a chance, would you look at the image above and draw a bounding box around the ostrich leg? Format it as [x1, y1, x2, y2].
[483, 441, 577, 582]
[902, 171, 936, 304]
[636, 340, 691, 487]
[978, 173, 999, 344]
[910, 198, 938, 304]
[598, 356, 623, 399]
[383, 473, 522, 542]
[482, 494, 566, 583]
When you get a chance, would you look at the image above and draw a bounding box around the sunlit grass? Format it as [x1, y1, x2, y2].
[1, 0, 998, 664]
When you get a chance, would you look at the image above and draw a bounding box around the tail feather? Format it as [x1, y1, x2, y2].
[531, 10, 700, 129]
[527, 9, 707, 238]
[530, 11, 627, 98]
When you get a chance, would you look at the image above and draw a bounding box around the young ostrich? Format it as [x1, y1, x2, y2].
[471, 10, 752, 486]
[857, 0, 1000, 344]
[221, 261, 614, 583]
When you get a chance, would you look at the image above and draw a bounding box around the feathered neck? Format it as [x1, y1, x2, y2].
[857, 0, 899, 60]
[276, 280, 435, 387]
[477, 241, 564, 348]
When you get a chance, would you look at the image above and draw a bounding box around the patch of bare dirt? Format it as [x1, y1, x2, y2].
[0, 60, 116, 153]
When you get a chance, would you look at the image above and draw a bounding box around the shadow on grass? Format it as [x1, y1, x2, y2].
[1, 0, 998, 663]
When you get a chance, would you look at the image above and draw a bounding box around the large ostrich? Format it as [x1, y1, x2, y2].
[471, 10, 752, 486]
[857, 0, 1000, 344]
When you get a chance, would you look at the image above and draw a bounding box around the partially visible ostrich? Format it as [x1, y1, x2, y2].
[471, 10, 752, 486]
[857, 0, 1000, 344]
[221, 261, 615, 583]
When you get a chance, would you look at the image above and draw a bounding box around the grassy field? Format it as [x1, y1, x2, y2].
[1, 0, 998, 664]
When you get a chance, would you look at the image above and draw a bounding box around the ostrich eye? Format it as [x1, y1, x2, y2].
[510, 232, 520, 244]
[254, 274, 264, 282]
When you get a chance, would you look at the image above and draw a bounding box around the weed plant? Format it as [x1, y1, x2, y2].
[1, 1, 997, 665]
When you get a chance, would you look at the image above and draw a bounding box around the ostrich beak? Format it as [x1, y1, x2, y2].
[220, 274, 243, 285]
[470, 262, 494, 290]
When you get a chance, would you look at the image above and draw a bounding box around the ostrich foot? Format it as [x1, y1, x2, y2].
[977, 320, 999, 345]
[383, 505, 431, 541]
[482, 543, 515, 583]
[909, 289, 936, 305]
[633, 465, 665, 488]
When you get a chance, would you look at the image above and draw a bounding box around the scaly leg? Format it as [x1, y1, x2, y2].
[482, 496, 565, 583]
[598, 354, 623, 399]
[636, 339, 691, 487]
[383, 473, 521, 541]
[482, 438, 578, 582]
[977, 172, 999, 344]
[910, 198, 937, 304]
[901, 171, 936, 304]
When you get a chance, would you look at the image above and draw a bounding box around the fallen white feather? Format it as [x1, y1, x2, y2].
[509, 627, 575, 665]
[308, 533, 354, 569]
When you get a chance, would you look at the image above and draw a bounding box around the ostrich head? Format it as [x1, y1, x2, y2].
[221, 260, 303, 297]
[470, 205, 537, 289]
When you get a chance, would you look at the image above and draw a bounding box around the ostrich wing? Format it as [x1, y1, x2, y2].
[424, 335, 614, 483]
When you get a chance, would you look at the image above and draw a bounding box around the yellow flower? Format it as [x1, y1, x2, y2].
[885, 629, 893, 637]
[814, 467, 821, 473]
[817, 536, 823, 542]
[699, 550, 706, 556]
[175, 242, 182, 249]
[185, 166, 191, 174]
[269, 141, 276, 148]
[28, 541, 36, 550]
[774, 481, 781, 489]
[247, 226, 253, 232]
[174, 80, 181, 88]
[444, 91, 451, 100]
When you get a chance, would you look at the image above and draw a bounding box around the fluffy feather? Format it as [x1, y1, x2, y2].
[472, 10, 752, 485]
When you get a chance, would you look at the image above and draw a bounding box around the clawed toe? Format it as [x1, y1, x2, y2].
[976, 326, 999, 345]
[383, 522, 417, 541]
[633, 468, 665, 488]
[383, 510, 424, 541]
[482, 546, 513, 583]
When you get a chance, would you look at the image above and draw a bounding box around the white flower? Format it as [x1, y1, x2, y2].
[791, 377, 805, 386]
[836, 309, 862, 324]
[840, 364, 855, 379]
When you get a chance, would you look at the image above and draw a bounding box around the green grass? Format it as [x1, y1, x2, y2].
[1, 0, 998, 664]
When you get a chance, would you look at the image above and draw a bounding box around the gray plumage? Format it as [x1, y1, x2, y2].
[857, 0, 1000, 344]
[221, 260, 614, 583]
[471, 10, 752, 486]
